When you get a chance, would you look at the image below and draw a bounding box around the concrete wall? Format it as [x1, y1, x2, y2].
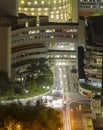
[0, 26, 11, 78]
[0, 0, 18, 16]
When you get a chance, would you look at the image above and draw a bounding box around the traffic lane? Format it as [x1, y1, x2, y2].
[70, 108, 84, 130]
[53, 65, 69, 90]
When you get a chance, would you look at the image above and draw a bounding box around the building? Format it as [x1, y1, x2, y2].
[0, 17, 82, 81]
[0, 0, 18, 16]
[0, 1, 103, 128]
[78, 15, 103, 96]
[11, 16, 79, 81]
[18, 0, 79, 23]
[79, 0, 103, 17]
[0, 24, 11, 78]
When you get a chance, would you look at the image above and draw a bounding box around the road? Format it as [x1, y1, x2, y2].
[69, 108, 83, 130]
[47, 62, 90, 130]
[1, 50, 90, 130]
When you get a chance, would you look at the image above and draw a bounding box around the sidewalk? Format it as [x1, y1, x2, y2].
[83, 116, 94, 130]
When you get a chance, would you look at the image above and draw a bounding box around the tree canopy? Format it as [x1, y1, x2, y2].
[0, 103, 63, 130]
[26, 58, 54, 86]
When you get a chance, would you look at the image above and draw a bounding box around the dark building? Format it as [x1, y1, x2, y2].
[78, 46, 85, 79]
[86, 15, 103, 47]
[86, 16, 103, 107]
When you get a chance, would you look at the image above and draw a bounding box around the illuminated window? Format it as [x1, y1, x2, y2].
[41, 1, 45, 4]
[53, 7, 56, 10]
[45, 12, 48, 15]
[44, 8, 48, 11]
[28, 2, 31, 5]
[56, 14, 59, 19]
[61, 17, 63, 19]
[18, 0, 77, 23]
[51, 15, 54, 18]
[19, 7, 21, 11]
[54, 1, 56, 4]
[25, 21, 29, 27]
[71, 55, 76, 58]
[51, 11, 54, 14]
[31, 12, 35, 15]
[59, 0, 61, 3]
[21, 0, 24, 4]
[38, 8, 41, 11]
[38, 12, 41, 15]
[91, 5, 93, 8]
[24, 8, 28, 11]
[31, 8, 34, 11]
[56, 10, 59, 13]
[34, 1, 38, 5]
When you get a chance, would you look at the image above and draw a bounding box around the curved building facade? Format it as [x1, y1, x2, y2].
[11, 23, 78, 81]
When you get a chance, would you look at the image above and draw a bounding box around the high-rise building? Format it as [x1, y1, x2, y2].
[18, 0, 78, 23]
[0, 1, 81, 80]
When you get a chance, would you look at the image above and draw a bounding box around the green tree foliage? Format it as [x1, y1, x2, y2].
[26, 58, 54, 86]
[80, 83, 101, 92]
[0, 71, 9, 95]
[0, 58, 54, 99]
[0, 70, 25, 97]
[0, 103, 62, 130]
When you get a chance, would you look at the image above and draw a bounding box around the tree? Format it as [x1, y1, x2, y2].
[26, 58, 54, 86]
[46, 107, 63, 130]
[4, 116, 15, 130]
[0, 104, 63, 130]
[0, 71, 9, 95]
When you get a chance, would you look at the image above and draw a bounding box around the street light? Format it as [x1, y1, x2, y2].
[17, 124, 21, 130]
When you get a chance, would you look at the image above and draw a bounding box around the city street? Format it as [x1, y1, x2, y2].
[0, 1, 103, 130]
[0, 43, 91, 130]
[49, 61, 90, 130]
